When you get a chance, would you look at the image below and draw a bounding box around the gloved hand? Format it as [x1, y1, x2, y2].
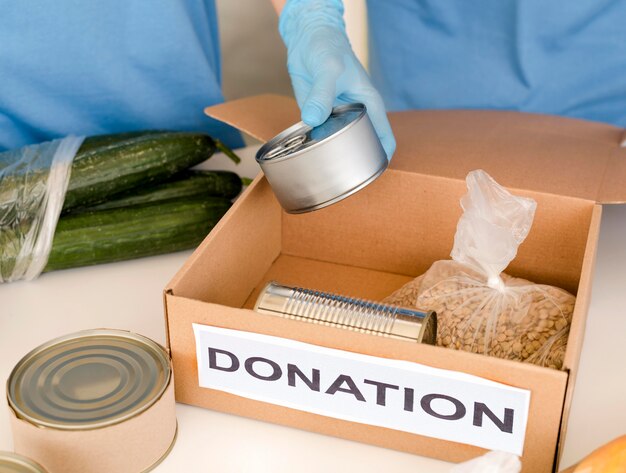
[279, 0, 396, 159]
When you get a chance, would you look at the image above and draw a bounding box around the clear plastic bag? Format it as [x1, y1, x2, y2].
[0, 136, 84, 282]
[384, 170, 574, 368]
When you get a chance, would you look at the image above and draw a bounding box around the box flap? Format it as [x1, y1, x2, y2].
[206, 95, 626, 203]
[388, 109, 626, 204]
[205, 95, 300, 143]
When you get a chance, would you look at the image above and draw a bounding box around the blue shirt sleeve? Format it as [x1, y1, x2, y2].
[0, 0, 243, 151]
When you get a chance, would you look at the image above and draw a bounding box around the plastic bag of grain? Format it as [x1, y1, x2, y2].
[384, 170, 574, 368]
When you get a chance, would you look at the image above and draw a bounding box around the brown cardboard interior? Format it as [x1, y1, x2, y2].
[280, 170, 594, 295]
[242, 255, 415, 310]
[169, 170, 594, 316]
[164, 95, 615, 472]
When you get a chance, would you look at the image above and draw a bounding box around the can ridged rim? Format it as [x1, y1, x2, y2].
[255, 103, 366, 164]
[6, 329, 171, 431]
[0, 452, 47, 473]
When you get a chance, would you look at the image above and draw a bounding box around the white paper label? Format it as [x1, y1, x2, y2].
[193, 324, 531, 455]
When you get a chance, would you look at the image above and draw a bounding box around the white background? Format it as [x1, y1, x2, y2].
[1, 147, 625, 471]
[216, 0, 367, 102]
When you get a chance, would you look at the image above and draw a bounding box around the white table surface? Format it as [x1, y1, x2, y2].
[1, 146, 625, 472]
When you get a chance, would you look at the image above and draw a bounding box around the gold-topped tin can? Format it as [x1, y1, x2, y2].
[7, 329, 176, 473]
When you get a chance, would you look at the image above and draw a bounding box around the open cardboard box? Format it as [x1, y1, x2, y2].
[164, 95, 626, 472]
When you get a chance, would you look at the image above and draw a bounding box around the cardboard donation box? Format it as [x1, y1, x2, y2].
[164, 95, 626, 472]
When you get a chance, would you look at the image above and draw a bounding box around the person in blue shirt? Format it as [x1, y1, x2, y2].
[275, 0, 626, 159]
[3, 0, 624, 158]
[0, 1, 242, 152]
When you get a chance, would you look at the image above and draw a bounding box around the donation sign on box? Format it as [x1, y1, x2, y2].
[193, 324, 531, 455]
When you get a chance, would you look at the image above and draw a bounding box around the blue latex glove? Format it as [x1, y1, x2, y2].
[279, 0, 396, 159]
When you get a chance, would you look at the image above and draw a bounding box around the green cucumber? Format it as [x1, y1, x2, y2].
[77, 130, 167, 154]
[77, 171, 242, 212]
[78, 131, 242, 164]
[62, 132, 217, 211]
[44, 196, 230, 272]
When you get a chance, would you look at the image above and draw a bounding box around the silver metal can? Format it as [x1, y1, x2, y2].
[7, 329, 177, 473]
[254, 282, 437, 344]
[255, 103, 388, 213]
[0, 452, 47, 473]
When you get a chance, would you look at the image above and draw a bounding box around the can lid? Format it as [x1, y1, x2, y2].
[0, 452, 47, 473]
[257, 103, 365, 162]
[7, 329, 171, 430]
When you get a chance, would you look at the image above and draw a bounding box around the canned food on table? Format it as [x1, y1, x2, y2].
[7, 329, 177, 473]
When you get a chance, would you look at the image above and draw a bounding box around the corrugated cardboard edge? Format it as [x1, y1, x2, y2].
[555, 204, 602, 471]
[562, 205, 602, 370]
